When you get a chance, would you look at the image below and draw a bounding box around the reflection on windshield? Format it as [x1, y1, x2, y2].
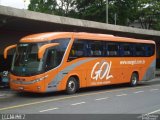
[11, 38, 70, 76]
[11, 43, 44, 76]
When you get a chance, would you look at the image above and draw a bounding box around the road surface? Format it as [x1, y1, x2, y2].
[0, 78, 160, 120]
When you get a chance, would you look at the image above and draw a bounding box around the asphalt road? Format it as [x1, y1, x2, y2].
[0, 78, 160, 120]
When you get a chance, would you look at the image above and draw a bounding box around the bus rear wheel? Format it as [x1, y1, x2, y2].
[130, 72, 138, 87]
[66, 77, 78, 94]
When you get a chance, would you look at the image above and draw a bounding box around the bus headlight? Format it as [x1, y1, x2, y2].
[12, 75, 48, 85]
[32, 75, 48, 83]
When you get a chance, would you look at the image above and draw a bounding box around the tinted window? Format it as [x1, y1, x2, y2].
[122, 44, 132, 56]
[107, 43, 119, 56]
[89, 41, 104, 57]
[68, 40, 85, 61]
[145, 44, 155, 57]
[45, 49, 58, 71]
[134, 44, 145, 56]
[68, 39, 155, 60]
[44, 38, 70, 71]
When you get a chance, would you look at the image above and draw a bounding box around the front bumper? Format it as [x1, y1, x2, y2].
[10, 82, 45, 93]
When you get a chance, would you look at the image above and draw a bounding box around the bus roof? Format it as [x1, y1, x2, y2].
[20, 32, 155, 44]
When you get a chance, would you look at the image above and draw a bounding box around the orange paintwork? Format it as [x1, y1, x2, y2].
[38, 43, 59, 59]
[20, 32, 154, 44]
[4, 44, 17, 59]
[7, 32, 156, 93]
[10, 73, 46, 92]
[20, 32, 73, 43]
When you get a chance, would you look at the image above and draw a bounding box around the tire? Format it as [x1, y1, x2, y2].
[130, 73, 138, 87]
[66, 77, 78, 94]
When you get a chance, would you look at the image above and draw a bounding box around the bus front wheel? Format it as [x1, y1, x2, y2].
[66, 77, 78, 94]
[130, 72, 138, 87]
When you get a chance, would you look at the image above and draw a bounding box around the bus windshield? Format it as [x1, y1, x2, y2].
[11, 38, 70, 76]
[11, 43, 45, 76]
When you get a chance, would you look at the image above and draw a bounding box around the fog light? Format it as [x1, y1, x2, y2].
[19, 87, 24, 90]
[37, 86, 41, 90]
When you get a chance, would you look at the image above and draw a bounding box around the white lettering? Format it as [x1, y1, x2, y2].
[91, 61, 113, 81]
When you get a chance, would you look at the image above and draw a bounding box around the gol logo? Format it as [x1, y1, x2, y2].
[91, 61, 113, 81]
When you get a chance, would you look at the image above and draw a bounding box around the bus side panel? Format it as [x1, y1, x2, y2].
[47, 55, 156, 92]
[120, 56, 156, 83]
[45, 68, 59, 92]
[57, 58, 124, 88]
[141, 56, 156, 81]
[56, 70, 83, 91]
[56, 58, 94, 91]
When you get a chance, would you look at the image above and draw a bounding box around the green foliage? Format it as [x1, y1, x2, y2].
[55, 0, 77, 16]
[28, 0, 57, 14]
[137, 0, 160, 29]
[28, 0, 160, 30]
[111, 0, 139, 25]
[74, 0, 106, 22]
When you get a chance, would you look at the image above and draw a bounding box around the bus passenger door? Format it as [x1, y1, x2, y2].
[44, 48, 59, 92]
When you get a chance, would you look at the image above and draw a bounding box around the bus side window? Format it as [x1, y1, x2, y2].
[135, 44, 145, 57]
[122, 44, 132, 56]
[45, 49, 57, 71]
[146, 44, 155, 56]
[89, 41, 104, 57]
[68, 40, 85, 61]
[107, 43, 119, 56]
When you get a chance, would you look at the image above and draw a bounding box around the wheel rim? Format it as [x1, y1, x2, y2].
[132, 76, 137, 85]
[68, 80, 75, 91]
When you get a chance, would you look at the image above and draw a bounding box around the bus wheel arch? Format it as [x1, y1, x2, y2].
[130, 71, 139, 87]
[66, 75, 79, 94]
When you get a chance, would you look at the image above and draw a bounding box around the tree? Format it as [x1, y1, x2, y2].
[28, 0, 76, 16]
[137, 0, 160, 30]
[74, 0, 106, 22]
[64, 0, 140, 25]
[28, 0, 160, 30]
[109, 0, 139, 25]
[56, 0, 76, 16]
[28, 0, 57, 14]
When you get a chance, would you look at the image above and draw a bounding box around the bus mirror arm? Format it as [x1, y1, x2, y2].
[38, 43, 59, 59]
[4, 44, 17, 59]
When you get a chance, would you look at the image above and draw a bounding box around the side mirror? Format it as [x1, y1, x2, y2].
[4, 44, 17, 59]
[38, 43, 59, 59]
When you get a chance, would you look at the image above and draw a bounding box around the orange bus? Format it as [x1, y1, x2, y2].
[4, 32, 156, 94]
